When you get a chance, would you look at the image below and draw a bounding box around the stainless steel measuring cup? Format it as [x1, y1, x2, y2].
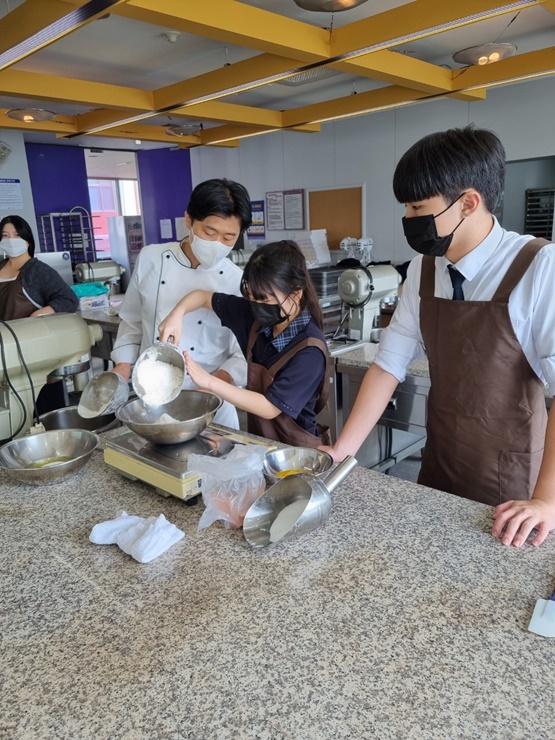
[78, 371, 130, 418]
[131, 339, 185, 406]
[242, 455, 358, 548]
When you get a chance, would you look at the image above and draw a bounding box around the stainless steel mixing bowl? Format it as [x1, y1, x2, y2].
[40, 405, 118, 434]
[131, 342, 185, 405]
[0, 429, 99, 486]
[116, 390, 222, 445]
[78, 371, 129, 418]
[263, 447, 333, 484]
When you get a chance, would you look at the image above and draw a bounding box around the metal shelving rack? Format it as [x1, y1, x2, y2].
[524, 188, 555, 239]
[38, 206, 97, 270]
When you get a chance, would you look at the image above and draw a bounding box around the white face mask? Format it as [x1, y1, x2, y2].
[189, 227, 232, 270]
[1, 237, 28, 258]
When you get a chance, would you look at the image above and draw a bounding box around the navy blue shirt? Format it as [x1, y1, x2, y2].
[212, 293, 327, 435]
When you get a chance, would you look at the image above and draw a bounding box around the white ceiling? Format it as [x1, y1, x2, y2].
[0, 0, 554, 151]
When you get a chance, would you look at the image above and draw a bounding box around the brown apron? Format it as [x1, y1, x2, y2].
[418, 238, 549, 506]
[246, 324, 331, 447]
[0, 263, 36, 320]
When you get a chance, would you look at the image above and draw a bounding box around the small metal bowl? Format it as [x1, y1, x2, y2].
[132, 342, 185, 406]
[116, 390, 222, 445]
[0, 429, 99, 486]
[263, 447, 333, 484]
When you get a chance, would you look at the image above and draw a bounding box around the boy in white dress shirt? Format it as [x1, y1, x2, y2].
[323, 125, 555, 548]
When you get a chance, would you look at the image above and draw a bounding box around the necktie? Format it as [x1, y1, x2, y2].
[448, 265, 465, 301]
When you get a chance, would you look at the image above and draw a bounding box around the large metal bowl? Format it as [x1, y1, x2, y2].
[115, 390, 222, 445]
[263, 446, 333, 484]
[0, 429, 99, 486]
[40, 405, 118, 434]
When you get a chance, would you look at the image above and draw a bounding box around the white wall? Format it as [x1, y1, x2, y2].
[503, 157, 555, 234]
[0, 129, 38, 239]
[191, 76, 555, 263]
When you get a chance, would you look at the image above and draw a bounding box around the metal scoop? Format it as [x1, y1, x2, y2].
[131, 339, 185, 406]
[78, 371, 129, 419]
[242, 455, 358, 548]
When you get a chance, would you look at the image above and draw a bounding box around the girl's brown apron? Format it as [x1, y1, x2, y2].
[246, 324, 331, 447]
[418, 238, 549, 506]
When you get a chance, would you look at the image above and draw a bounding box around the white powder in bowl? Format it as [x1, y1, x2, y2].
[269, 499, 308, 543]
[135, 357, 182, 406]
[155, 412, 181, 424]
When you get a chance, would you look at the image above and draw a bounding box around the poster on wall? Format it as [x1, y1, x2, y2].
[266, 191, 284, 231]
[0, 178, 23, 210]
[284, 188, 305, 230]
[247, 200, 265, 238]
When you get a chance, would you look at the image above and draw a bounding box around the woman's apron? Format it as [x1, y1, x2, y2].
[0, 268, 36, 321]
[418, 238, 549, 506]
[246, 324, 331, 447]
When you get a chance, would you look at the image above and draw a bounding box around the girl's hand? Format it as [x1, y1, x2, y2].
[159, 310, 183, 345]
[184, 351, 213, 391]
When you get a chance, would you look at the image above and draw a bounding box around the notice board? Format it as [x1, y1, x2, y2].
[308, 186, 362, 249]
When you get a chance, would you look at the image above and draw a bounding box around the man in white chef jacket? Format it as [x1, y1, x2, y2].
[111, 178, 251, 428]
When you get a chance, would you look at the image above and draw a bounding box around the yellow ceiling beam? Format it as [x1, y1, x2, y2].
[174, 101, 320, 132]
[72, 123, 240, 148]
[541, 0, 555, 11]
[451, 46, 555, 90]
[153, 54, 310, 110]
[0, 69, 154, 110]
[0, 0, 130, 71]
[332, 0, 543, 59]
[282, 86, 434, 127]
[115, 0, 330, 63]
[199, 124, 281, 147]
[0, 0, 89, 56]
[334, 51, 486, 101]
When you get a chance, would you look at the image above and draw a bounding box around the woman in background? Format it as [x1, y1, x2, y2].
[159, 240, 330, 447]
[0, 215, 78, 320]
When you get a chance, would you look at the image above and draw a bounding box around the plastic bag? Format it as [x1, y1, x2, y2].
[188, 444, 267, 530]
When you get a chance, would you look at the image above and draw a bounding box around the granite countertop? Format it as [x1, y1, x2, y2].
[2, 435, 555, 739]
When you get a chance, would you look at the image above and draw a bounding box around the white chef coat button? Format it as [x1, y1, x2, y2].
[219, 270, 224, 274]
[161, 280, 165, 284]
[190, 347, 194, 351]
[166, 254, 170, 258]
[198, 320, 202, 325]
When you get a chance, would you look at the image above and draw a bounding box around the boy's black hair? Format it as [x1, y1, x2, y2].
[0, 215, 35, 257]
[241, 240, 324, 330]
[186, 178, 252, 231]
[392, 125, 506, 213]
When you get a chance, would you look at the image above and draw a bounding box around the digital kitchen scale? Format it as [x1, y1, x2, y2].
[104, 424, 273, 502]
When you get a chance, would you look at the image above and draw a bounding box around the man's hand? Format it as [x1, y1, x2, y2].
[492, 498, 555, 547]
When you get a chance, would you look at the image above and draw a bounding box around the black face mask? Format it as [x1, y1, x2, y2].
[250, 301, 287, 329]
[402, 193, 466, 257]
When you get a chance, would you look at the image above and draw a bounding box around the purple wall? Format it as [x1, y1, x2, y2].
[26, 143, 91, 216]
[136, 148, 192, 246]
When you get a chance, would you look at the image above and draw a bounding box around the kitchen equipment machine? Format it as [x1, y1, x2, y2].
[0, 314, 103, 441]
[338, 264, 401, 342]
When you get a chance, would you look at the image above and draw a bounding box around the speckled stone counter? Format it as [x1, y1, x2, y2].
[2, 438, 555, 740]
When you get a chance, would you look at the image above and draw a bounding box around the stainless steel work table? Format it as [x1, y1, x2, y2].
[2, 432, 555, 739]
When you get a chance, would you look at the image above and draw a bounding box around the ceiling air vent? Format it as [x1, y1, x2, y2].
[277, 68, 341, 86]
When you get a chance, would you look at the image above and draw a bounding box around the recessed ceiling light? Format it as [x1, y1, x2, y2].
[5, 108, 56, 123]
[164, 122, 203, 137]
[452, 42, 517, 66]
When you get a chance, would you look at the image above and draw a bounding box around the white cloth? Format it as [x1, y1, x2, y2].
[111, 241, 247, 428]
[90, 511, 184, 563]
[376, 218, 555, 392]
